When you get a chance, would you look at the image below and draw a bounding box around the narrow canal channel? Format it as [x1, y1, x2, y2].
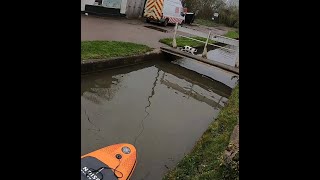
[81, 58, 237, 180]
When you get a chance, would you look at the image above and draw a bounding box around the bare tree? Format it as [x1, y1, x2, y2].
[184, 0, 226, 18]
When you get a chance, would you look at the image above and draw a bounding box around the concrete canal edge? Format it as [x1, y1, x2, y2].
[160, 46, 239, 75]
[81, 49, 170, 74]
[81, 47, 238, 75]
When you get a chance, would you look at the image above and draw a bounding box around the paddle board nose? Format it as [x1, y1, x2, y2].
[81, 143, 137, 180]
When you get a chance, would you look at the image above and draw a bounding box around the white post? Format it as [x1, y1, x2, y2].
[202, 31, 211, 58]
[235, 47, 239, 68]
[172, 23, 178, 48]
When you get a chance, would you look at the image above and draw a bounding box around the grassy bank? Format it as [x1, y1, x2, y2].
[194, 19, 219, 27]
[164, 85, 239, 180]
[159, 30, 238, 48]
[81, 41, 153, 60]
[224, 31, 239, 39]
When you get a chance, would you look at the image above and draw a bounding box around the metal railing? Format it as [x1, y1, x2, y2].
[171, 23, 239, 68]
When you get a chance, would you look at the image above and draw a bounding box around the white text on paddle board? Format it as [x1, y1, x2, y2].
[81, 166, 101, 180]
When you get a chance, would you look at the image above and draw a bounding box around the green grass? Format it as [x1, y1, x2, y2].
[224, 31, 239, 39]
[159, 37, 215, 48]
[163, 85, 239, 180]
[159, 30, 238, 48]
[81, 41, 153, 60]
[193, 19, 219, 27]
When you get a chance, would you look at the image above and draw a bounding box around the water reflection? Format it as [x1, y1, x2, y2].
[81, 60, 233, 180]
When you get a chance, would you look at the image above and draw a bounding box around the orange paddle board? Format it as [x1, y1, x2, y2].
[81, 143, 137, 180]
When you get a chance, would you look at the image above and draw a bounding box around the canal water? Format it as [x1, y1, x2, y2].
[81, 58, 237, 179]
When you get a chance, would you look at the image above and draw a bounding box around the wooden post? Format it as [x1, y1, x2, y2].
[202, 31, 211, 58]
[172, 23, 178, 48]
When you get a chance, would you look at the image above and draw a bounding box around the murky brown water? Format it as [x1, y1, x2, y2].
[81, 59, 234, 180]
